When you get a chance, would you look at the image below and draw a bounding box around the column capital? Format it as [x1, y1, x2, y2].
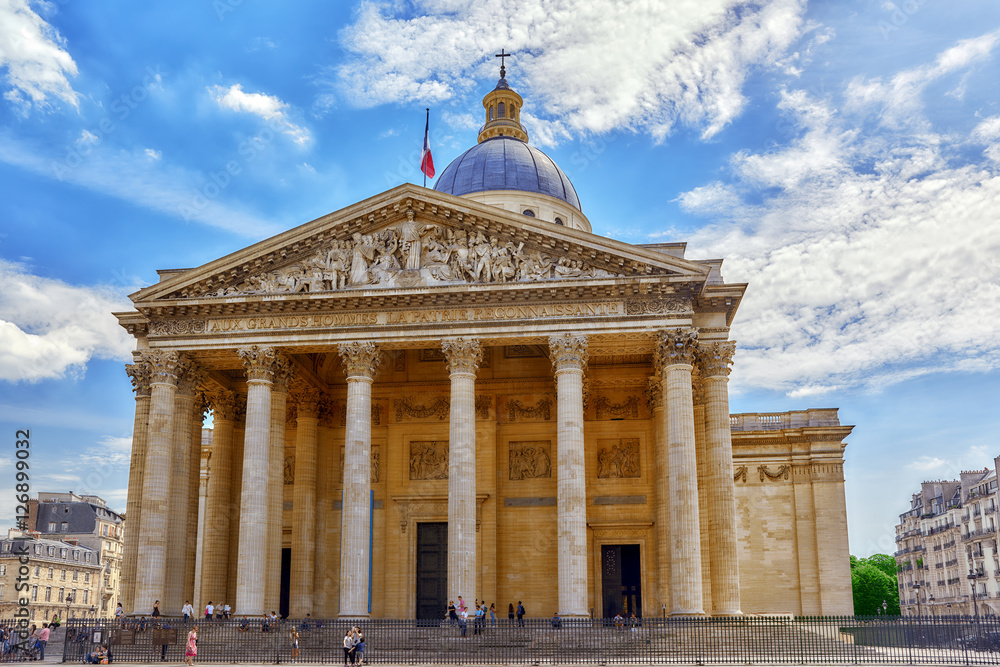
[656, 328, 699, 368]
[549, 334, 588, 373]
[293, 392, 322, 419]
[698, 340, 736, 378]
[442, 338, 483, 376]
[176, 362, 204, 398]
[691, 370, 706, 407]
[338, 342, 383, 380]
[208, 389, 237, 422]
[273, 356, 294, 393]
[238, 345, 278, 384]
[646, 374, 663, 411]
[143, 350, 184, 386]
[126, 361, 153, 398]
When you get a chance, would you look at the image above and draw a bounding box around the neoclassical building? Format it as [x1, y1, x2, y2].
[116, 68, 854, 620]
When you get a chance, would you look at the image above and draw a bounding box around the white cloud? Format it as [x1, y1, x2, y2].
[78, 435, 132, 468]
[0, 259, 136, 382]
[680, 32, 1000, 396]
[906, 457, 946, 472]
[0, 0, 79, 110]
[209, 83, 311, 146]
[335, 0, 809, 141]
[77, 130, 98, 145]
[676, 181, 742, 215]
[144, 148, 161, 160]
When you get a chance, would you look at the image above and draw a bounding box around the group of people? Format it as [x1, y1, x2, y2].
[339, 627, 365, 666]
[0, 623, 50, 661]
[447, 598, 527, 635]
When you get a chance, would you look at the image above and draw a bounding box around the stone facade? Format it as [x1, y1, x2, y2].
[895, 459, 1000, 616]
[114, 181, 855, 619]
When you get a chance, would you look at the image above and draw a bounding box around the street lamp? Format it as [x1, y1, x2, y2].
[968, 570, 984, 622]
[882, 600, 888, 616]
[913, 582, 922, 617]
[65, 595, 73, 622]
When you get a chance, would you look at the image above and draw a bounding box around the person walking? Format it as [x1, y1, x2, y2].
[489, 603, 497, 627]
[36, 624, 50, 660]
[508, 602, 515, 623]
[516, 601, 525, 627]
[204, 602, 214, 621]
[290, 627, 300, 664]
[458, 607, 468, 637]
[448, 600, 457, 625]
[355, 628, 366, 665]
[181, 601, 194, 621]
[151, 600, 161, 618]
[183, 626, 197, 667]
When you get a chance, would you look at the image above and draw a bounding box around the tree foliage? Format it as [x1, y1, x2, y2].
[850, 554, 901, 616]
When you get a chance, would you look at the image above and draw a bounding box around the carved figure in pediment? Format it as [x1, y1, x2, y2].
[472, 233, 495, 282]
[517, 250, 553, 281]
[371, 230, 401, 283]
[349, 232, 376, 285]
[325, 240, 349, 290]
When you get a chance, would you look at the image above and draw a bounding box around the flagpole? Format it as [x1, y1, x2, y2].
[423, 108, 429, 188]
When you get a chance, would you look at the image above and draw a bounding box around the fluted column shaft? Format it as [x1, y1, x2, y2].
[290, 393, 320, 617]
[264, 361, 291, 614]
[164, 371, 197, 614]
[236, 346, 277, 615]
[200, 390, 236, 607]
[123, 361, 152, 615]
[186, 399, 204, 608]
[658, 328, 704, 616]
[135, 351, 182, 615]
[338, 342, 383, 617]
[700, 341, 742, 615]
[648, 375, 670, 614]
[550, 334, 589, 618]
[442, 339, 482, 609]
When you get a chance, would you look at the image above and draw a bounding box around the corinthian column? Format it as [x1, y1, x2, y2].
[338, 342, 383, 617]
[200, 389, 236, 607]
[290, 392, 320, 617]
[264, 359, 292, 614]
[442, 338, 482, 608]
[657, 328, 704, 616]
[549, 334, 590, 617]
[122, 359, 152, 615]
[648, 374, 670, 614]
[236, 346, 278, 615]
[165, 362, 203, 614]
[134, 350, 182, 615]
[698, 341, 742, 615]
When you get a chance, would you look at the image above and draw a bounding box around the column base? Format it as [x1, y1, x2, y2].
[670, 610, 707, 617]
[711, 609, 743, 617]
[338, 612, 371, 619]
[558, 613, 591, 619]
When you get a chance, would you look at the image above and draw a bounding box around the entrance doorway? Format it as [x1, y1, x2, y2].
[601, 544, 642, 618]
[416, 522, 448, 620]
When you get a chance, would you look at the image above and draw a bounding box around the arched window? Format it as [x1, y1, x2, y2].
[522, 209, 535, 217]
[554, 217, 564, 226]
[489, 105, 493, 121]
[498, 102, 505, 118]
[511, 104, 516, 119]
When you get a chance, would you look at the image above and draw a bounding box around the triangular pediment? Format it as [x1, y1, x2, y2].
[131, 184, 711, 305]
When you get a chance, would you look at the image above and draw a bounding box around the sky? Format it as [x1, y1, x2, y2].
[0, 0, 998, 561]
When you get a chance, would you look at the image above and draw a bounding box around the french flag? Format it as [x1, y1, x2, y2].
[421, 108, 435, 180]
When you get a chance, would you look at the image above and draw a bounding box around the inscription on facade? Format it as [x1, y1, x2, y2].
[202, 302, 622, 334]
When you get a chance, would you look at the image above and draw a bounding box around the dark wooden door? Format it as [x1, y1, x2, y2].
[602, 544, 642, 618]
[416, 522, 448, 620]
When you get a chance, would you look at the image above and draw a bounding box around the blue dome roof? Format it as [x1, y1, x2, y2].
[434, 137, 582, 211]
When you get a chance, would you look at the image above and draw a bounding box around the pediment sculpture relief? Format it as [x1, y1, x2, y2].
[204, 222, 625, 297]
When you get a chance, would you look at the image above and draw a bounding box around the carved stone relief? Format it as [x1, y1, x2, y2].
[509, 441, 552, 480]
[284, 456, 295, 485]
[734, 465, 748, 483]
[148, 320, 206, 337]
[409, 441, 449, 480]
[506, 397, 552, 422]
[199, 222, 627, 297]
[758, 465, 790, 482]
[593, 395, 640, 420]
[596, 438, 640, 479]
[394, 397, 450, 421]
[475, 395, 492, 421]
[624, 298, 691, 316]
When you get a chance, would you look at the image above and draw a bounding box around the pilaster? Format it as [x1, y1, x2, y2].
[122, 360, 152, 615]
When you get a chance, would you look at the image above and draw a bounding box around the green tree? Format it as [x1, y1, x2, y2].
[850, 554, 901, 616]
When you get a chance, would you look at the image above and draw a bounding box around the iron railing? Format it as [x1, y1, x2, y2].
[61, 615, 1000, 664]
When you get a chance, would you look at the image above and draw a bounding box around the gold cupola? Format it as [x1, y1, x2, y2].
[477, 51, 529, 144]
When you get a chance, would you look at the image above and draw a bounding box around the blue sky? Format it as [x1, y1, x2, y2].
[1, 0, 998, 560]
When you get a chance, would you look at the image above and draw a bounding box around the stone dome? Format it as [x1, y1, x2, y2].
[433, 136, 582, 211]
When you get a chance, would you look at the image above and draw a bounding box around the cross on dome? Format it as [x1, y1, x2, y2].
[495, 48, 512, 78]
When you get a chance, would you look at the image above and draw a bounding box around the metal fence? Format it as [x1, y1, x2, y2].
[61, 615, 1000, 664]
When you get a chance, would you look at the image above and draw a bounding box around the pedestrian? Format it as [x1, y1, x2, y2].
[551, 612, 561, 628]
[183, 626, 197, 667]
[114, 603, 124, 626]
[355, 628, 366, 665]
[448, 600, 457, 625]
[516, 601, 525, 627]
[204, 601, 214, 621]
[152, 600, 161, 618]
[37, 624, 50, 660]
[458, 607, 468, 637]
[342, 629, 354, 666]
[489, 603, 496, 627]
[457, 596, 467, 616]
[290, 626, 300, 664]
[223, 602, 232, 619]
[508, 602, 515, 623]
[181, 600, 194, 621]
